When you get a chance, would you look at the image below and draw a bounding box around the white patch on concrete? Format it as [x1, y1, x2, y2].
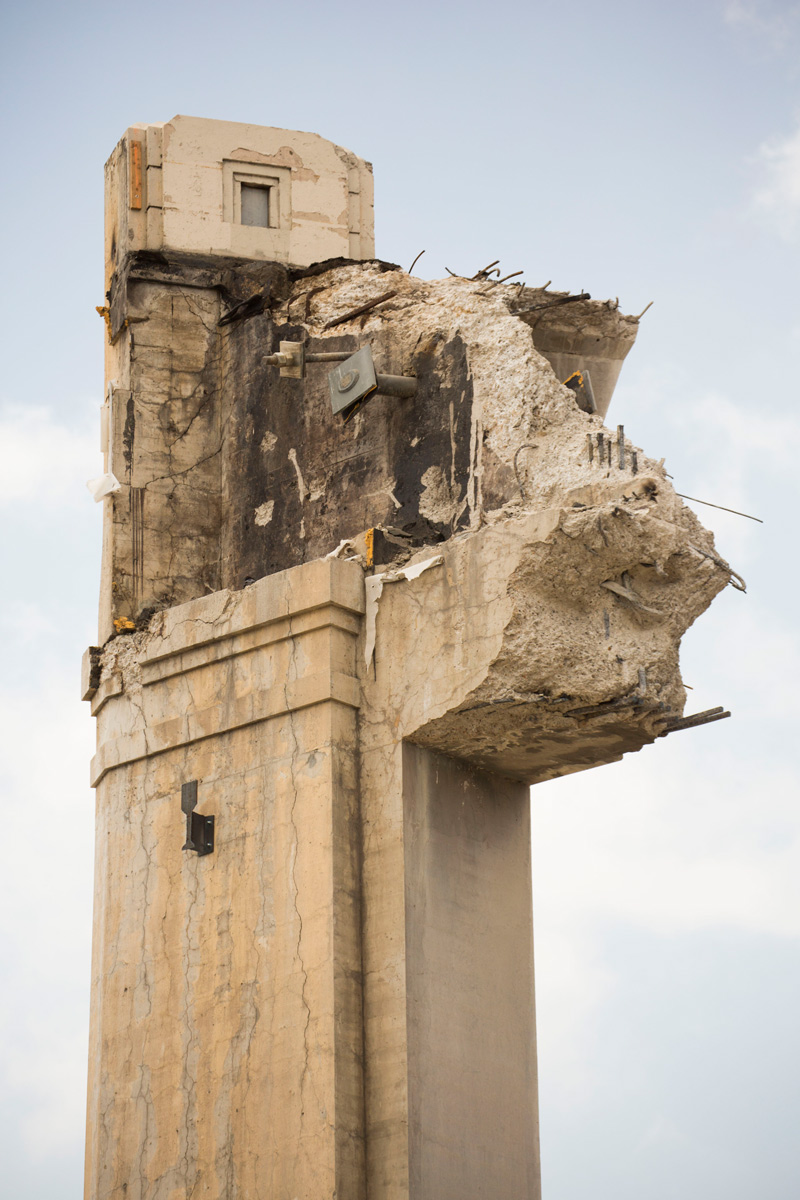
[254, 501, 274, 526]
[261, 431, 277, 453]
[365, 481, 402, 510]
[419, 465, 458, 526]
[288, 448, 307, 503]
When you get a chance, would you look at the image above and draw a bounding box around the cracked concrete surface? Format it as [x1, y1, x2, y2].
[87, 117, 734, 1200]
[86, 563, 365, 1199]
[99, 251, 648, 640]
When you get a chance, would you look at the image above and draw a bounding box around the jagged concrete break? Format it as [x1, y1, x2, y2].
[84, 117, 735, 1200]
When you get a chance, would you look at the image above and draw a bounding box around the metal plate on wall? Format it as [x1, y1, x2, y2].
[328, 346, 377, 418]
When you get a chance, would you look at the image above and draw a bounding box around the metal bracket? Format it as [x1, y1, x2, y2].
[181, 780, 215, 856]
[263, 341, 418, 418]
[278, 340, 304, 378]
[329, 345, 378, 419]
[328, 346, 417, 421]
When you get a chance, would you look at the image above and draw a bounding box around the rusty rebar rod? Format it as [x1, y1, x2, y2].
[658, 707, 731, 735]
[322, 290, 397, 329]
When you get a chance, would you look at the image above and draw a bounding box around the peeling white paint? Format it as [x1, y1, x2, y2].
[364, 575, 385, 668]
[402, 554, 444, 581]
[364, 554, 445, 666]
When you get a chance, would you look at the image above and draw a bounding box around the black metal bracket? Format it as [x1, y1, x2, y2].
[181, 780, 215, 856]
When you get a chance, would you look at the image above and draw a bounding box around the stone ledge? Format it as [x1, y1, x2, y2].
[144, 557, 365, 665]
[141, 604, 361, 687]
[90, 672, 123, 717]
[90, 670, 361, 786]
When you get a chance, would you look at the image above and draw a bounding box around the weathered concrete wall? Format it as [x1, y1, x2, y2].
[85, 562, 365, 1199]
[105, 115, 374, 285]
[87, 116, 736, 1200]
[510, 286, 638, 419]
[352, 482, 728, 1196]
[98, 252, 651, 638]
[84, 472, 729, 1195]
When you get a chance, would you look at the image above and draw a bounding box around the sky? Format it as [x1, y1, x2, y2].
[0, 0, 798, 1196]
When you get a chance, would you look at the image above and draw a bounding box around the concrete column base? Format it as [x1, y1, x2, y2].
[85, 561, 366, 1199]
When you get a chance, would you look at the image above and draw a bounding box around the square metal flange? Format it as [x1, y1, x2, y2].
[328, 346, 377, 418]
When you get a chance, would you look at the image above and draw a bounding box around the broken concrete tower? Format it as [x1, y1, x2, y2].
[84, 115, 734, 1200]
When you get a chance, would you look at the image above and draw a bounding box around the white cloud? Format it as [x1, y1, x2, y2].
[723, 1, 800, 50]
[531, 722, 800, 1112]
[532, 740, 800, 942]
[0, 402, 101, 508]
[669, 388, 793, 561]
[752, 121, 800, 238]
[687, 597, 800, 721]
[533, 926, 617, 1101]
[0, 1015, 89, 1158]
[0, 601, 58, 645]
[0, 678, 94, 1166]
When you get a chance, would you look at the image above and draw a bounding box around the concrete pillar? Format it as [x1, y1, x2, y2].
[86, 114, 729, 1200]
[84, 548, 549, 1199]
[402, 744, 539, 1199]
[84, 562, 366, 1198]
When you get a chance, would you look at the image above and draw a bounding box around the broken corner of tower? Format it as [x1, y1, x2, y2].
[83, 114, 737, 1200]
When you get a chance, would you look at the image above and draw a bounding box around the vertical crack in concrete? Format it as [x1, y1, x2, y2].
[180, 843, 201, 1195]
[283, 581, 313, 1162]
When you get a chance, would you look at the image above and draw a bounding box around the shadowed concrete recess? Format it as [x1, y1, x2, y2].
[83, 116, 734, 1200]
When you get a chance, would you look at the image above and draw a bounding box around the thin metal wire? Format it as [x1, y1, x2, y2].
[677, 494, 763, 523]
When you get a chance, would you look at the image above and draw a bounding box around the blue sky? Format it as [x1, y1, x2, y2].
[1, 1, 798, 1196]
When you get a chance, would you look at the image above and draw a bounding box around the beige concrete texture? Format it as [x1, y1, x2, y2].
[104, 115, 374, 285]
[403, 744, 539, 1199]
[352, 481, 727, 1197]
[96, 256, 661, 642]
[85, 561, 365, 1200]
[510, 286, 639, 419]
[87, 131, 737, 1198]
[86, 553, 548, 1199]
[85, 482, 727, 1196]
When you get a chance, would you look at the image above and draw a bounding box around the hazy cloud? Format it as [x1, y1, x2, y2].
[752, 121, 800, 238]
[0, 402, 101, 508]
[0, 681, 94, 1172]
[533, 747, 800, 941]
[723, 1, 800, 50]
[619, 367, 788, 561]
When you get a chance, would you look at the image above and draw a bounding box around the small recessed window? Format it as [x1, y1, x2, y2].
[240, 184, 271, 228]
